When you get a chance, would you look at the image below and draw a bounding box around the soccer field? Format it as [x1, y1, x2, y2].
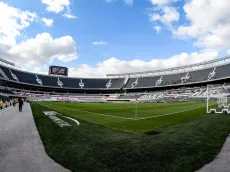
[40, 101, 208, 132]
[31, 101, 230, 172]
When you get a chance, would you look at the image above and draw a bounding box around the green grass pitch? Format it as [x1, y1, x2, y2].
[40, 101, 208, 132]
[31, 101, 230, 172]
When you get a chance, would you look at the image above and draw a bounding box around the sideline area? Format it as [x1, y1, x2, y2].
[199, 134, 230, 172]
[0, 103, 70, 172]
[1, 101, 230, 172]
[32, 102, 230, 172]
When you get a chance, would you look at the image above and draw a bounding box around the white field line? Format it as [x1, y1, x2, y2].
[61, 116, 80, 125]
[36, 103, 80, 125]
[133, 105, 207, 121]
[38, 102, 134, 120]
[38, 102, 210, 121]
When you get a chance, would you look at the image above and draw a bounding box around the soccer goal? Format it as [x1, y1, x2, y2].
[207, 84, 230, 114]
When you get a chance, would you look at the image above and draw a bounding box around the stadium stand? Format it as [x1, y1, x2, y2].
[0, 72, 4, 79]
[119, 94, 141, 99]
[57, 77, 81, 88]
[0, 88, 14, 95]
[184, 68, 214, 83]
[124, 65, 225, 89]
[82, 78, 109, 89]
[137, 76, 161, 87]
[161, 72, 186, 86]
[0, 65, 18, 81]
[0, 56, 230, 97]
[140, 93, 165, 100]
[0, 65, 125, 89]
[38, 75, 63, 87]
[125, 78, 138, 88]
[118, 84, 223, 102]
[109, 78, 125, 89]
[11, 69, 39, 85]
[214, 63, 230, 79]
[123, 66, 223, 89]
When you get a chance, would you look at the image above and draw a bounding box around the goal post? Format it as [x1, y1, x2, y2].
[207, 84, 230, 114]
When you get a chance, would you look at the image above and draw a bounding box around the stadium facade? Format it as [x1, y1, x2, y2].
[1, 56, 230, 102]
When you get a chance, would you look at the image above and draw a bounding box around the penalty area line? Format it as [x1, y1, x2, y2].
[38, 102, 135, 120]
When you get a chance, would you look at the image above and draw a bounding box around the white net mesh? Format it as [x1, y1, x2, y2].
[207, 85, 230, 114]
[218, 89, 228, 108]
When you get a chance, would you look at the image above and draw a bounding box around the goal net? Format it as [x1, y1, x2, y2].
[207, 85, 230, 114]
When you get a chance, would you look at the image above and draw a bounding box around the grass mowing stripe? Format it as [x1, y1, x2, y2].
[51, 102, 202, 110]
[41, 102, 209, 121]
[31, 102, 230, 172]
[45, 102, 206, 119]
[40, 101, 217, 133]
[134, 105, 207, 120]
[39, 102, 135, 120]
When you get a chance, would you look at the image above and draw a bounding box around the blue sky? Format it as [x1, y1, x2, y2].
[0, 0, 229, 77]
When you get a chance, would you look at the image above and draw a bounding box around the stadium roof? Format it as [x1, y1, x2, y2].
[107, 56, 230, 77]
[0, 58, 15, 66]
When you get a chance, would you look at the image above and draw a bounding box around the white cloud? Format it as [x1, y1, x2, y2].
[41, 18, 54, 27]
[149, 6, 179, 26]
[8, 33, 77, 66]
[62, 13, 77, 19]
[0, 3, 78, 68]
[148, 0, 230, 51]
[105, 0, 133, 5]
[0, 2, 37, 39]
[42, 0, 76, 20]
[124, 0, 133, 5]
[105, 0, 114, 3]
[149, 0, 177, 6]
[174, 0, 230, 51]
[68, 51, 218, 78]
[42, 0, 71, 13]
[153, 25, 162, 33]
[147, 0, 179, 33]
[227, 49, 230, 55]
[92, 41, 108, 45]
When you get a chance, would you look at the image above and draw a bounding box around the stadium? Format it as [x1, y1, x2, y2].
[2, 1, 230, 172]
[1, 54, 230, 172]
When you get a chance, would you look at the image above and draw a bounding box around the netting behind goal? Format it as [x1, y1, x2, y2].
[207, 85, 230, 114]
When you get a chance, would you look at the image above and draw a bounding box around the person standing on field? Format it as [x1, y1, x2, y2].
[13, 99, 16, 107]
[18, 98, 24, 112]
[0, 99, 3, 109]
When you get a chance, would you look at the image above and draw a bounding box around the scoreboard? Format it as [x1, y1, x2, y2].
[49, 66, 68, 77]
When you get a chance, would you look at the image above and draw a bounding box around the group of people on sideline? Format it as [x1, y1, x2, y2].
[0, 97, 26, 112]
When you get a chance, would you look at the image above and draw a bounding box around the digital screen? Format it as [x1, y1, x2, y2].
[49, 66, 68, 76]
